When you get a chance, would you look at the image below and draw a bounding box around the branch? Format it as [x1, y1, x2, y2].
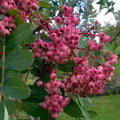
[0, 38, 5, 102]
[76, 47, 103, 66]
[109, 31, 120, 44]
[25, 67, 31, 83]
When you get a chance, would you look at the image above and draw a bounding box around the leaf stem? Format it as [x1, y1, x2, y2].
[0, 37, 5, 102]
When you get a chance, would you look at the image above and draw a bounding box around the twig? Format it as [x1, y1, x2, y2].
[76, 47, 103, 66]
[109, 31, 120, 44]
[71, 49, 77, 57]
[29, 18, 49, 33]
[15, 100, 22, 120]
[25, 68, 31, 83]
[0, 38, 5, 102]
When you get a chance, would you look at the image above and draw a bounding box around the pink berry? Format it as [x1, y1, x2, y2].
[51, 113, 58, 118]
[37, 80, 43, 87]
[55, 16, 62, 23]
[99, 32, 105, 38]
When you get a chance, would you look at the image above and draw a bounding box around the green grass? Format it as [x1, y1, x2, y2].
[58, 94, 120, 120]
[90, 94, 120, 120]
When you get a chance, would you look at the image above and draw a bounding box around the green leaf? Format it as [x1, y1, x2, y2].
[79, 97, 91, 108]
[0, 102, 4, 120]
[5, 100, 19, 115]
[97, 0, 104, 5]
[114, 60, 120, 76]
[5, 50, 34, 71]
[23, 92, 44, 103]
[6, 23, 31, 46]
[34, 58, 45, 72]
[80, 107, 91, 120]
[5, 70, 19, 80]
[115, 46, 120, 55]
[80, 108, 97, 120]
[22, 102, 55, 120]
[64, 98, 82, 118]
[9, 9, 24, 26]
[110, 42, 117, 51]
[57, 112, 75, 120]
[22, 102, 42, 117]
[6, 44, 22, 55]
[2, 77, 31, 99]
[103, 43, 110, 51]
[24, 33, 36, 44]
[40, 9, 51, 19]
[87, 110, 97, 119]
[31, 67, 40, 77]
[57, 60, 75, 72]
[39, 1, 52, 8]
[97, 0, 108, 5]
[0, 68, 19, 83]
[105, 7, 114, 15]
[31, 81, 47, 97]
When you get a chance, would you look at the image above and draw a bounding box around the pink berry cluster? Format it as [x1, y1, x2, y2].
[41, 94, 70, 118]
[61, 54, 117, 96]
[31, 5, 81, 64]
[87, 32, 110, 51]
[41, 71, 70, 118]
[44, 71, 61, 94]
[30, 5, 118, 119]
[17, 0, 39, 20]
[0, 16, 16, 37]
[0, 0, 16, 37]
[17, 0, 39, 11]
[31, 38, 70, 64]
[0, 0, 17, 14]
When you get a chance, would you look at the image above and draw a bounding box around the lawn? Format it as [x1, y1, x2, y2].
[57, 94, 120, 120]
[91, 94, 120, 120]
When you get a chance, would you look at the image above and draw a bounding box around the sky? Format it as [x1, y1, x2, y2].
[92, 0, 120, 26]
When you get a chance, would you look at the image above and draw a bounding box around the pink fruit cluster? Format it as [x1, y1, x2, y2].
[0, 16, 16, 37]
[41, 94, 70, 118]
[0, 0, 16, 37]
[62, 54, 117, 96]
[87, 32, 110, 51]
[17, 0, 39, 20]
[31, 38, 70, 64]
[0, 0, 17, 14]
[41, 71, 70, 118]
[17, 0, 39, 11]
[0, 1, 117, 118]
[31, 5, 81, 64]
[0, 0, 40, 34]
[32, 5, 118, 118]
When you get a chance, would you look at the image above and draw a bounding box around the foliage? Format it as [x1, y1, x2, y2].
[0, 0, 119, 120]
[96, 0, 115, 14]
